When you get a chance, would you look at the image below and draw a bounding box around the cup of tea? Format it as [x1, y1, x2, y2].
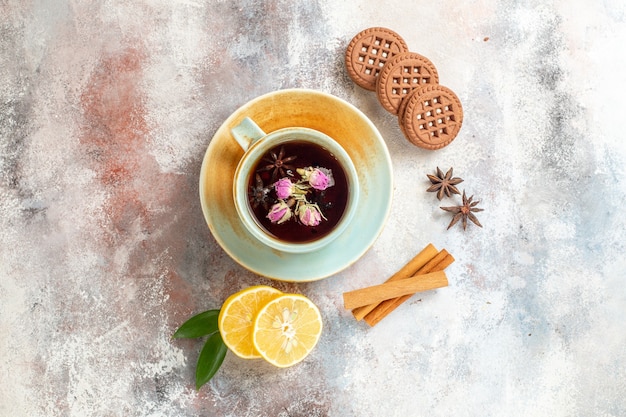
[231, 117, 360, 253]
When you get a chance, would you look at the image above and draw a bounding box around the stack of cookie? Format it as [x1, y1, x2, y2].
[345, 27, 463, 150]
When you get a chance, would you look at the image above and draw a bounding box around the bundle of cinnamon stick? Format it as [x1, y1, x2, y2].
[343, 243, 454, 326]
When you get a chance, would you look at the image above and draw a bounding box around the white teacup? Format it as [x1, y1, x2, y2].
[231, 117, 359, 254]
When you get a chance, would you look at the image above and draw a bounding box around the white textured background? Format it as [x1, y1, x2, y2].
[1, 1, 625, 416]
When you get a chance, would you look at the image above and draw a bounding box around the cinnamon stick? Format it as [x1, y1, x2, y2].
[343, 271, 448, 309]
[351, 243, 439, 321]
[363, 251, 455, 327]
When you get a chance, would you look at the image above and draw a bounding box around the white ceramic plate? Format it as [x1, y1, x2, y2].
[199, 89, 393, 281]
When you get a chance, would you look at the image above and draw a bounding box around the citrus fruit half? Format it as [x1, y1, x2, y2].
[252, 294, 323, 368]
[218, 285, 283, 359]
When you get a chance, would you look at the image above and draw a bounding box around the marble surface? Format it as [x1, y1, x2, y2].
[2, 1, 625, 416]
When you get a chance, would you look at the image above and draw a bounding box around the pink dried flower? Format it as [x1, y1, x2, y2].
[274, 177, 293, 200]
[297, 203, 323, 227]
[267, 201, 292, 224]
[308, 168, 332, 190]
[297, 167, 334, 191]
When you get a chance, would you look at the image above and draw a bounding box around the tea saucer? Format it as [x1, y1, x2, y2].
[199, 89, 393, 281]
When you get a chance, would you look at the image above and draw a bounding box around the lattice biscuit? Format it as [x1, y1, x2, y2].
[345, 27, 409, 91]
[400, 84, 463, 150]
[376, 52, 439, 115]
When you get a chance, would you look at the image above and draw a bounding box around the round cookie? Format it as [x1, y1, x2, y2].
[345, 27, 409, 91]
[400, 84, 463, 150]
[376, 52, 439, 115]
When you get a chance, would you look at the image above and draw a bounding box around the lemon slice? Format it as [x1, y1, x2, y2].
[218, 285, 283, 359]
[252, 294, 323, 368]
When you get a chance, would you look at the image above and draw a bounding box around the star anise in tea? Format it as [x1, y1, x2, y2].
[426, 167, 463, 200]
[440, 190, 484, 230]
[248, 173, 272, 210]
[257, 146, 297, 182]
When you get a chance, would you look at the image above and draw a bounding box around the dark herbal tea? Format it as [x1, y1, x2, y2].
[247, 140, 349, 243]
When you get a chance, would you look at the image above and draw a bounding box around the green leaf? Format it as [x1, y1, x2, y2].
[195, 332, 228, 390]
[172, 309, 220, 339]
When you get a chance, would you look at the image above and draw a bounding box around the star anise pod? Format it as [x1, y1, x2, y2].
[426, 167, 463, 200]
[257, 146, 297, 182]
[248, 173, 272, 210]
[440, 190, 484, 230]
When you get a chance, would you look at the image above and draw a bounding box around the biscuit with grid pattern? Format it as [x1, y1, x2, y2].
[345, 27, 409, 91]
[400, 85, 463, 150]
[376, 52, 439, 115]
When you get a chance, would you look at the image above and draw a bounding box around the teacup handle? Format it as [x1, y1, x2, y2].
[230, 117, 267, 151]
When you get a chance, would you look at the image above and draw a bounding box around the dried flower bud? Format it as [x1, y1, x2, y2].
[297, 203, 323, 226]
[297, 167, 334, 191]
[274, 178, 293, 200]
[267, 201, 292, 224]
